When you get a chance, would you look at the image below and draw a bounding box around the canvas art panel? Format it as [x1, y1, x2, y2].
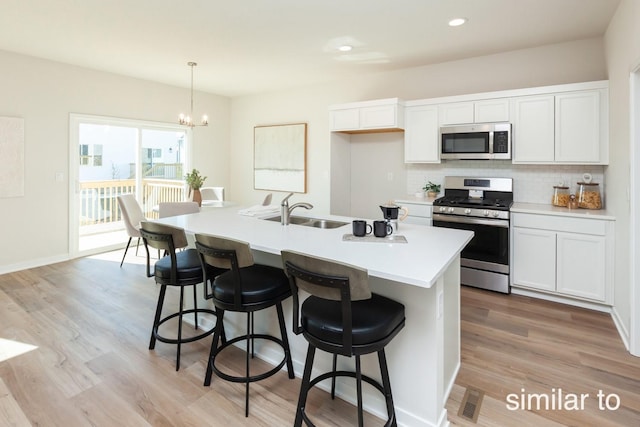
[254, 123, 307, 193]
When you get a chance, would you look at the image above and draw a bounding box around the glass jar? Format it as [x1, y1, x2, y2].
[577, 182, 602, 209]
[551, 186, 570, 207]
[567, 194, 579, 209]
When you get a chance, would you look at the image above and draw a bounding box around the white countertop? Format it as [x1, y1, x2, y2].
[156, 206, 473, 289]
[511, 202, 616, 221]
[394, 195, 436, 205]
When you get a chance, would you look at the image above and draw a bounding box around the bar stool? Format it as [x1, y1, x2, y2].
[195, 233, 295, 417]
[140, 221, 225, 371]
[281, 250, 405, 427]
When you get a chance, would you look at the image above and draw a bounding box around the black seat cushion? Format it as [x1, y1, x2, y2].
[213, 264, 291, 306]
[301, 293, 405, 346]
[154, 248, 215, 284]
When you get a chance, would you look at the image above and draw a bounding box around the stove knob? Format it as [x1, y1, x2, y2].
[464, 208, 471, 214]
[439, 206, 447, 213]
[483, 210, 490, 217]
[448, 207, 455, 213]
[492, 211, 500, 218]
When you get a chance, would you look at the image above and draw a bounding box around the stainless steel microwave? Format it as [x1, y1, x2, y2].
[440, 122, 511, 160]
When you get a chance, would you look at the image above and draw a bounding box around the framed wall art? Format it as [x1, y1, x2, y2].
[254, 123, 307, 193]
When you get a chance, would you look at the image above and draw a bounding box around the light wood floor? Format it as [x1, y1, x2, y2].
[1, 250, 639, 426]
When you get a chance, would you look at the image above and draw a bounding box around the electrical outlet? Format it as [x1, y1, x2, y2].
[387, 172, 394, 181]
[55, 172, 64, 182]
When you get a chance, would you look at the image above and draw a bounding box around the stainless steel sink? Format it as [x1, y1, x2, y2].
[304, 219, 349, 229]
[263, 215, 348, 229]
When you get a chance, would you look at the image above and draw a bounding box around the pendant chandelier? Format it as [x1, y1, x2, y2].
[179, 61, 208, 127]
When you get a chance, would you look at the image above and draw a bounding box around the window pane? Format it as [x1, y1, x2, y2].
[141, 129, 187, 214]
[78, 124, 137, 230]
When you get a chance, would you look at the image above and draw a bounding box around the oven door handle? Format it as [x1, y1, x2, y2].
[433, 213, 510, 228]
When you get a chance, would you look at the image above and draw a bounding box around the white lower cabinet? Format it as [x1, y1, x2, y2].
[556, 232, 607, 301]
[512, 227, 556, 292]
[395, 200, 432, 226]
[511, 212, 613, 305]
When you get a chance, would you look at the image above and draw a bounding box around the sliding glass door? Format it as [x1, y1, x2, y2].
[69, 114, 189, 258]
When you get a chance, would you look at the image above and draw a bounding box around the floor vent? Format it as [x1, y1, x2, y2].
[458, 387, 484, 423]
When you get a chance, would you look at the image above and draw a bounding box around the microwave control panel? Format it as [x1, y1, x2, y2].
[493, 131, 510, 153]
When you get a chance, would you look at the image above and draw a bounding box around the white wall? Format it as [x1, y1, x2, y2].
[0, 50, 230, 272]
[604, 0, 640, 348]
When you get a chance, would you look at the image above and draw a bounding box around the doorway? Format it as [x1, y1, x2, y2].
[69, 114, 189, 258]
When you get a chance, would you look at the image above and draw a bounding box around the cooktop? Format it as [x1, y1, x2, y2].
[433, 196, 513, 210]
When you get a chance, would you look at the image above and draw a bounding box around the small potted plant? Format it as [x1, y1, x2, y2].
[184, 168, 207, 206]
[422, 181, 441, 198]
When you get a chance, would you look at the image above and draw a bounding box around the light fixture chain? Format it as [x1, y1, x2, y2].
[190, 62, 195, 119]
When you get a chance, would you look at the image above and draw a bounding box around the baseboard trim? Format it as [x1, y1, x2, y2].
[511, 287, 612, 313]
[445, 361, 461, 404]
[611, 306, 631, 352]
[0, 254, 70, 276]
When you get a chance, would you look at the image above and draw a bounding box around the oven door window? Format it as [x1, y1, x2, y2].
[441, 132, 489, 154]
[433, 219, 509, 265]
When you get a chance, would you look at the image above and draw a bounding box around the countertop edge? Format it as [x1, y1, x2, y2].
[394, 196, 436, 205]
[511, 202, 616, 221]
[157, 206, 473, 289]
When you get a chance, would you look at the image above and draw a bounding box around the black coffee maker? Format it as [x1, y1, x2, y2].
[380, 204, 408, 232]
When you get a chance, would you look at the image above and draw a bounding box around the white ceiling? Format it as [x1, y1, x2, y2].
[0, 0, 620, 97]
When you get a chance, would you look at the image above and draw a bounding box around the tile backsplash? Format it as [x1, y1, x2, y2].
[406, 161, 606, 206]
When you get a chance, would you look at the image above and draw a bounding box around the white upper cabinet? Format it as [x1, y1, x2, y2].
[474, 99, 510, 123]
[335, 80, 608, 165]
[330, 98, 404, 133]
[512, 87, 608, 164]
[404, 105, 440, 163]
[512, 95, 555, 162]
[330, 108, 360, 131]
[555, 91, 602, 163]
[439, 99, 509, 125]
[438, 102, 474, 125]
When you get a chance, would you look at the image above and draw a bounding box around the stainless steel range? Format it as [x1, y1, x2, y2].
[432, 177, 513, 294]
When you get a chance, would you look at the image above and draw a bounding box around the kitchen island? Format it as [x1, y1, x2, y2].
[157, 206, 473, 427]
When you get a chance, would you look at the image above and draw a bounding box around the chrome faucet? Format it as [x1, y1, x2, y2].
[280, 192, 313, 225]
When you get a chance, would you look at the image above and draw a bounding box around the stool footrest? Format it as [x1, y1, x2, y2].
[299, 368, 397, 427]
[210, 334, 288, 384]
[152, 308, 217, 345]
[309, 370, 384, 394]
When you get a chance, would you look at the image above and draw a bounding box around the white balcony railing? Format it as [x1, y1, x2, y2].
[79, 178, 186, 226]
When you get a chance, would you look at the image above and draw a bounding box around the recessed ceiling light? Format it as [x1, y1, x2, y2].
[338, 45, 353, 52]
[448, 18, 467, 27]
